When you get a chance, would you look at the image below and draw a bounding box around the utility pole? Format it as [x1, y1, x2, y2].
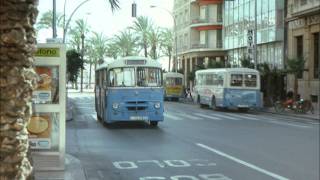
[53, 0, 57, 38]
[80, 33, 85, 93]
[254, 0, 257, 69]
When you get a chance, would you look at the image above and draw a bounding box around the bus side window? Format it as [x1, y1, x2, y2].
[231, 74, 243, 87]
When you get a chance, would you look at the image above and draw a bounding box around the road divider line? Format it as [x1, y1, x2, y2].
[177, 113, 202, 120]
[196, 143, 290, 180]
[211, 113, 240, 120]
[164, 113, 182, 121]
[194, 113, 222, 120]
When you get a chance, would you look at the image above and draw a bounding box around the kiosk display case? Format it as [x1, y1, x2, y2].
[29, 43, 66, 170]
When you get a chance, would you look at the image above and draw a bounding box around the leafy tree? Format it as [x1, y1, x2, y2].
[68, 19, 90, 52]
[113, 29, 138, 56]
[131, 16, 152, 57]
[207, 60, 225, 68]
[86, 31, 108, 86]
[286, 57, 306, 100]
[66, 49, 83, 89]
[160, 28, 173, 71]
[36, 10, 64, 30]
[148, 26, 162, 59]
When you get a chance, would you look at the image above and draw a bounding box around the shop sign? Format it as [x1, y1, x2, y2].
[35, 48, 60, 57]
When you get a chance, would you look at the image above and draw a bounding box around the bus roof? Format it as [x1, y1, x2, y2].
[195, 68, 259, 75]
[103, 56, 162, 70]
[163, 72, 184, 78]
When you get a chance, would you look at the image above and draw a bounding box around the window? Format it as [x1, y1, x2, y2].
[137, 67, 162, 87]
[300, 0, 307, 5]
[244, 74, 257, 87]
[314, 33, 319, 79]
[108, 68, 135, 87]
[166, 77, 182, 86]
[230, 74, 243, 87]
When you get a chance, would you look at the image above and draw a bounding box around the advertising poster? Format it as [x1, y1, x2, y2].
[32, 67, 59, 104]
[28, 113, 60, 150]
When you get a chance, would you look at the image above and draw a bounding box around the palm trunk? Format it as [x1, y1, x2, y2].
[88, 62, 92, 88]
[168, 55, 171, 72]
[0, 1, 38, 179]
[144, 43, 148, 57]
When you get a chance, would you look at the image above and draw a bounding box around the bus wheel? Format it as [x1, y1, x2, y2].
[150, 121, 158, 127]
[198, 96, 204, 108]
[212, 97, 218, 110]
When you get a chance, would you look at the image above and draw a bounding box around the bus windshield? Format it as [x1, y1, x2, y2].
[109, 68, 135, 87]
[166, 77, 182, 86]
[137, 67, 162, 87]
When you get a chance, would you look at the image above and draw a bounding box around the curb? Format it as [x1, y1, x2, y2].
[259, 108, 320, 121]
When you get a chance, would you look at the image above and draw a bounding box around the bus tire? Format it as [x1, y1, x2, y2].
[198, 95, 204, 108]
[150, 121, 158, 127]
[212, 97, 218, 110]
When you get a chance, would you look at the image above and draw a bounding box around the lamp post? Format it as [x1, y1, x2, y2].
[150, 5, 178, 72]
[63, 0, 90, 43]
[253, 0, 257, 69]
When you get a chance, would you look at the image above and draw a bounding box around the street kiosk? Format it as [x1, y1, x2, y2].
[29, 43, 66, 171]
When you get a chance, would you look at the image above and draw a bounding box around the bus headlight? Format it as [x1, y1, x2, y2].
[112, 103, 119, 109]
[154, 102, 161, 109]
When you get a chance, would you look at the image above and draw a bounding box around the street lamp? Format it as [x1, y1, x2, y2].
[63, 0, 90, 43]
[150, 5, 178, 72]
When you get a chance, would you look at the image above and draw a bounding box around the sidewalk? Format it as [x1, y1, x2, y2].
[35, 154, 86, 180]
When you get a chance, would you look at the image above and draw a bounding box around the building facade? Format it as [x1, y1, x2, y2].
[223, 0, 285, 68]
[173, 0, 226, 87]
[286, 0, 320, 107]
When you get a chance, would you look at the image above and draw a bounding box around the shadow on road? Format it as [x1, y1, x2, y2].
[101, 121, 161, 130]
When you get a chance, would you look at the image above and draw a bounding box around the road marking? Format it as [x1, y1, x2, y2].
[196, 143, 289, 180]
[176, 113, 202, 120]
[194, 113, 222, 120]
[244, 114, 310, 128]
[211, 113, 240, 120]
[164, 113, 182, 121]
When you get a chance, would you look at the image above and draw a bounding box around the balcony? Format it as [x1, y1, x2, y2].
[190, 18, 223, 28]
[288, 0, 320, 18]
[191, 43, 208, 49]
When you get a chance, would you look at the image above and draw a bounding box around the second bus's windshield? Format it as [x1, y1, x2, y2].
[166, 77, 183, 86]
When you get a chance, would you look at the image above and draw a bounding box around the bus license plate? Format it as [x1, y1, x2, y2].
[130, 116, 148, 121]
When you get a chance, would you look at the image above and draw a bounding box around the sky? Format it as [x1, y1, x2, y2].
[37, 0, 174, 69]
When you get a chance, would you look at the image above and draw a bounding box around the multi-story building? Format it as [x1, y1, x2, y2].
[223, 0, 285, 68]
[173, 0, 226, 87]
[286, 0, 319, 107]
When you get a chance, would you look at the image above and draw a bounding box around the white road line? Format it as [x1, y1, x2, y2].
[164, 113, 182, 121]
[243, 114, 310, 128]
[211, 113, 240, 120]
[177, 113, 202, 120]
[226, 113, 257, 120]
[194, 113, 222, 120]
[196, 143, 290, 180]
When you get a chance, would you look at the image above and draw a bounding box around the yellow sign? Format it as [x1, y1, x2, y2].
[35, 48, 60, 57]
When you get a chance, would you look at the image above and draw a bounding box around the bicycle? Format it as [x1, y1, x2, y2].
[274, 98, 314, 114]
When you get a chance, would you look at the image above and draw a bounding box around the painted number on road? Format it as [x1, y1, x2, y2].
[139, 174, 232, 180]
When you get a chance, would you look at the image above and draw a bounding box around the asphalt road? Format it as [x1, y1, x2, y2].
[67, 93, 319, 180]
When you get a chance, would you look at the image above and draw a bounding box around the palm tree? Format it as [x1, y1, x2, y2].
[147, 26, 162, 59]
[113, 29, 138, 57]
[87, 31, 108, 87]
[0, 1, 38, 179]
[106, 42, 120, 59]
[159, 28, 173, 71]
[68, 19, 90, 52]
[286, 57, 306, 100]
[131, 16, 153, 57]
[0, 1, 120, 179]
[36, 10, 64, 30]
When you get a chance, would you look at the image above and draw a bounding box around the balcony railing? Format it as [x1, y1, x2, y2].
[288, 0, 320, 17]
[190, 18, 222, 25]
[191, 43, 208, 49]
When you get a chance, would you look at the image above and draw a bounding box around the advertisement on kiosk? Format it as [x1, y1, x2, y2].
[29, 43, 66, 170]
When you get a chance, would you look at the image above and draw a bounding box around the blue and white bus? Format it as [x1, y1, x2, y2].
[95, 56, 164, 126]
[194, 68, 262, 111]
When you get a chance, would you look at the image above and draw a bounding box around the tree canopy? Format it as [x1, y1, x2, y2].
[66, 49, 83, 84]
